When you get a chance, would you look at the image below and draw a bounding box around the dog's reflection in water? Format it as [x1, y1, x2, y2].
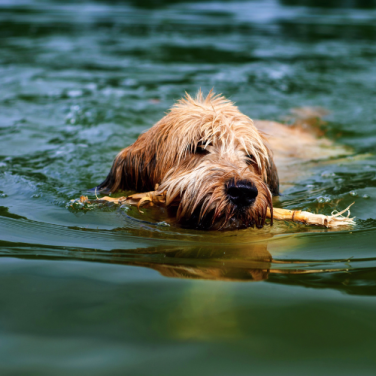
[78, 240, 329, 282]
[121, 243, 273, 282]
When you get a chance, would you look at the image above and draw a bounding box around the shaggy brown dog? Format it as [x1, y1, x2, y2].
[95, 91, 280, 230]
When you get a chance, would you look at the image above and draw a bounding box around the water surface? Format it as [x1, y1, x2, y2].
[1, 0, 376, 374]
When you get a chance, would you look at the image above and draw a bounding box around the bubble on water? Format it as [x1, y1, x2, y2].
[32, 194, 40, 198]
[121, 78, 138, 87]
[67, 90, 83, 98]
[362, 194, 370, 199]
[321, 171, 336, 178]
[349, 190, 358, 197]
[269, 69, 286, 80]
[157, 221, 170, 227]
[336, 178, 344, 184]
[65, 104, 98, 126]
[0, 193, 7, 198]
[317, 196, 331, 203]
[86, 83, 97, 91]
[0, 162, 7, 168]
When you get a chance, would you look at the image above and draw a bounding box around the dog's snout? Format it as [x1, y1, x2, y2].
[226, 180, 258, 207]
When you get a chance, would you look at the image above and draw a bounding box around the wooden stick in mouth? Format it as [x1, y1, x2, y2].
[269, 205, 355, 228]
[72, 191, 355, 229]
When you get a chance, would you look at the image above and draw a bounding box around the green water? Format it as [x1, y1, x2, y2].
[1, 0, 376, 374]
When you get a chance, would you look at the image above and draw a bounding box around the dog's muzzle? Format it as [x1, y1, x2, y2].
[226, 179, 258, 208]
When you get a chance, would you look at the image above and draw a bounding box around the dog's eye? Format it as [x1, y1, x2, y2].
[196, 146, 209, 155]
[246, 155, 255, 165]
[191, 143, 210, 155]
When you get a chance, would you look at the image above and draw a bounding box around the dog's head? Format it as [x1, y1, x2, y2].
[96, 91, 279, 230]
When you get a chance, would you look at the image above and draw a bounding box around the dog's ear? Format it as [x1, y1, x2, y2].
[93, 147, 130, 193]
[265, 150, 280, 196]
[93, 142, 158, 193]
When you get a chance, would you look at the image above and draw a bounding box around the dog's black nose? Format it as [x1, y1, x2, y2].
[226, 180, 258, 207]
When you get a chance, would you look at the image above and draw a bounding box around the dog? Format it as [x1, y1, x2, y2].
[94, 90, 345, 230]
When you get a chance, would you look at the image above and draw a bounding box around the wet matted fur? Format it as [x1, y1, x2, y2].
[95, 91, 280, 230]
